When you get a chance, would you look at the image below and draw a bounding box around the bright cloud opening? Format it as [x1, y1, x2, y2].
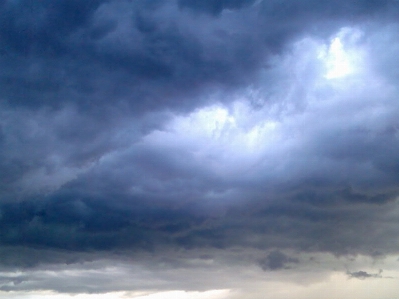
[324, 37, 352, 78]
[152, 103, 279, 155]
[319, 27, 365, 79]
[139, 102, 281, 178]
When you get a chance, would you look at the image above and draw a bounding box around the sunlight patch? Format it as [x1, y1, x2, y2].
[319, 27, 365, 79]
[324, 37, 352, 78]
[139, 102, 280, 177]
[163, 103, 279, 154]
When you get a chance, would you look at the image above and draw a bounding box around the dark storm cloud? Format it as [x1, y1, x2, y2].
[0, 0, 261, 111]
[2, 1, 399, 294]
[177, 0, 256, 15]
[0, 0, 397, 111]
[1, 175, 398, 267]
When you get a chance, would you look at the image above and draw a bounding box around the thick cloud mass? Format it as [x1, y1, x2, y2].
[2, 0, 399, 297]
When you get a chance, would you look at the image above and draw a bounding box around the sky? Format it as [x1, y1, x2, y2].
[1, 0, 399, 298]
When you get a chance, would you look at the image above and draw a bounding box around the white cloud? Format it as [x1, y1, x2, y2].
[320, 28, 365, 79]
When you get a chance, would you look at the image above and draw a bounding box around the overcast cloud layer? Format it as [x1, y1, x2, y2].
[2, 0, 399, 298]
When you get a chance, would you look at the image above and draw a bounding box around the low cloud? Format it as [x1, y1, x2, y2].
[347, 269, 383, 279]
[259, 251, 299, 271]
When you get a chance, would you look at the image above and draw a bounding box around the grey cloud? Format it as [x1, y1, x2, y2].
[177, 0, 256, 15]
[0, 275, 28, 292]
[347, 269, 383, 279]
[2, 0, 399, 296]
[0, 0, 261, 111]
[2, 176, 398, 263]
[259, 250, 299, 271]
[1, 0, 397, 113]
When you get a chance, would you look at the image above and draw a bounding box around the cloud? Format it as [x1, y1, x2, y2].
[1, 0, 396, 113]
[347, 269, 383, 279]
[177, 0, 256, 15]
[2, 0, 399, 297]
[259, 251, 299, 271]
[2, 21, 399, 260]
